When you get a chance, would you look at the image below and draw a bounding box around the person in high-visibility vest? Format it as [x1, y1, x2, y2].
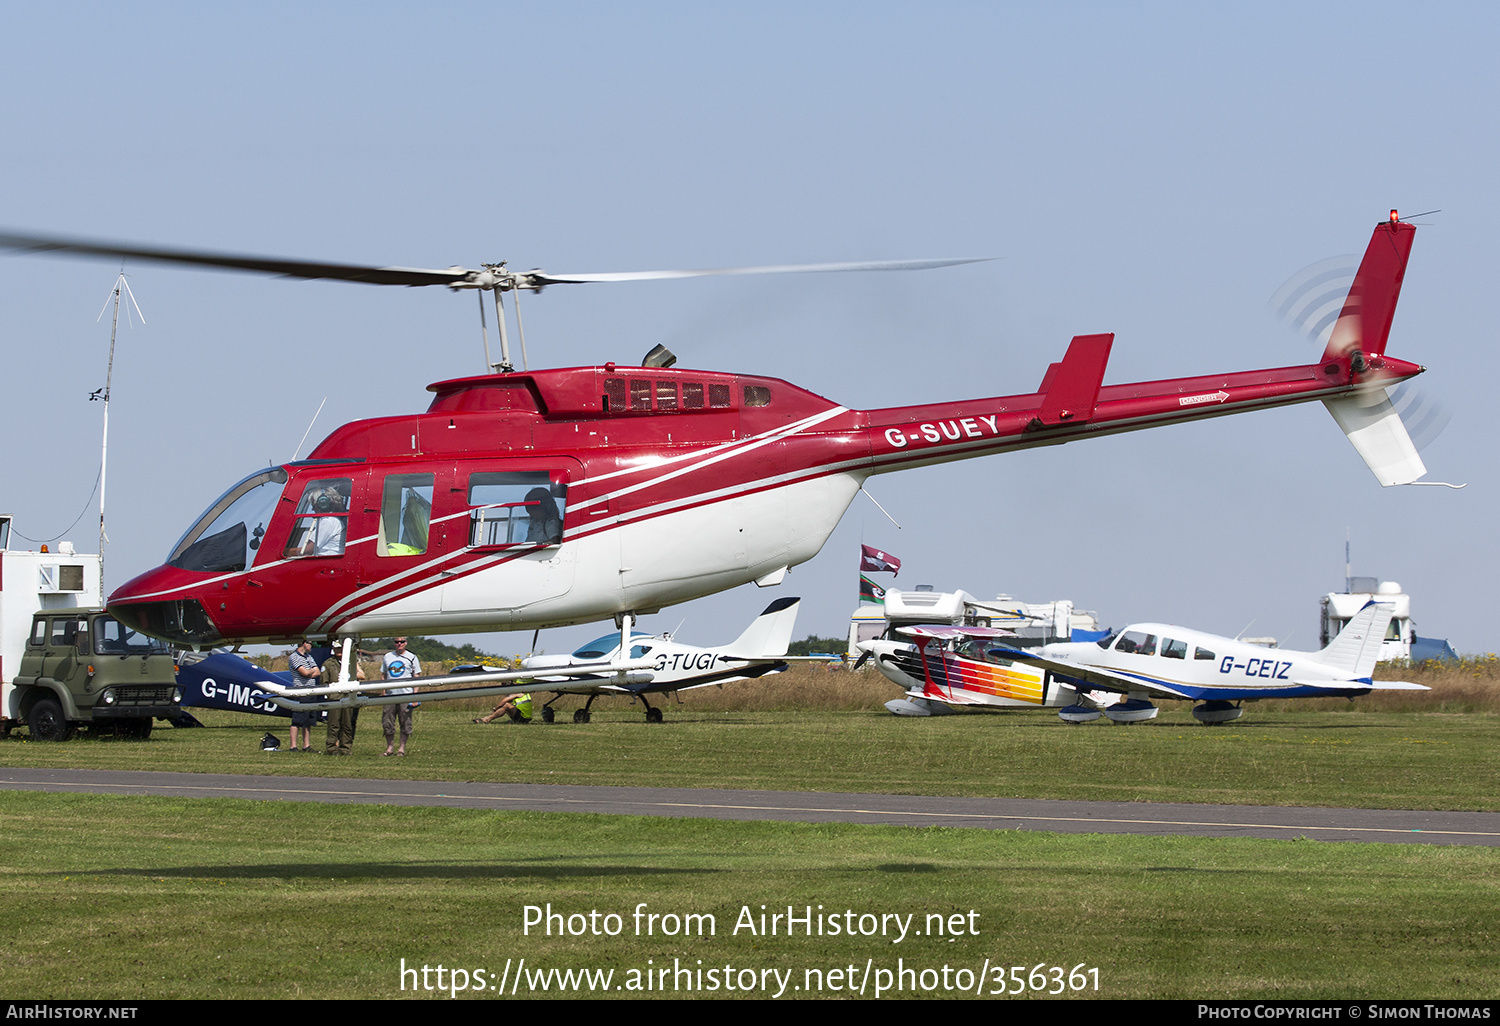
[473, 692, 532, 724]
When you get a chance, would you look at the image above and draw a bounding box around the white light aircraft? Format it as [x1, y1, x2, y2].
[518, 596, 806, 722]
[256, 597, 807, 724]
[865, 602, 1426, 724]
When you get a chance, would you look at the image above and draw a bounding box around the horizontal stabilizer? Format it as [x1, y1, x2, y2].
[1324, 389, 1426, 486]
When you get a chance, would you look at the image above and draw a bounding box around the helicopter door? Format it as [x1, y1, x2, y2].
[234, 471, 363, 631]
[440, 461, 578, 625]
[358, 467, 443, 616]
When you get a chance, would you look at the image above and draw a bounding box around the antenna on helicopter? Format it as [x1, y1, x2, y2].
[92, 268, 145, 590]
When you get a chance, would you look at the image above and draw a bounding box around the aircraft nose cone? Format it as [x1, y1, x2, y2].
[108, 566, 224, 647]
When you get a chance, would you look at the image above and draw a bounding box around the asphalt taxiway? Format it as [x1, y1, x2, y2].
[3, 767, 1498, 845]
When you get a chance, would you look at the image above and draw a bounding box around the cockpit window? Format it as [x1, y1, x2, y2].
[571, 633, 648, 660]
[167, 468, 289, 573]
[1096, 632, 1118, 649]
[1114, 631, 1157, 656]
[285, 478, 353, 558]
[1161, 638, 1187, 660]
[957, 639, 1013, 666]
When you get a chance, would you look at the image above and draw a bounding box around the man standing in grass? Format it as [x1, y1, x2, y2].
[382, 637, 420, 757]
[322, 642, 366, 756]
[287, 639, 320, 753]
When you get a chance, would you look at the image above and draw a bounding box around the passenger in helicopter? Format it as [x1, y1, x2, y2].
[523, 488, 563, 545]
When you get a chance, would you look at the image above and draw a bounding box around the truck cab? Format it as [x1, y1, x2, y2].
[7, 607, 181, 740]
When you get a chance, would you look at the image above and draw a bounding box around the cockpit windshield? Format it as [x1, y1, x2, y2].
[571, 633, 650, 660]
[167, 468, 289, 573]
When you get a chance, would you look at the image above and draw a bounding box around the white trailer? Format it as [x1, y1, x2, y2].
[849, 586, 1101, 660]
[1320, 578, 1412, 662]
[0, 516, 104, 724]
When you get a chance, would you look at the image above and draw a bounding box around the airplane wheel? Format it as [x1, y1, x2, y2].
[573, 709, 590, 724]
[29, 699, 74, 742]
[541, 707, 554, 724]
[645, 707, 663, 724]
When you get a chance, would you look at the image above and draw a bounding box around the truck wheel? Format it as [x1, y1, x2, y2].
[124, 718, 153, 740]
[29, 699, 74, 742]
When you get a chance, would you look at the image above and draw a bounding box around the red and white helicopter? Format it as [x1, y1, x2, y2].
[0, 213, 1433, 703]
[866, 601, 1427, 724]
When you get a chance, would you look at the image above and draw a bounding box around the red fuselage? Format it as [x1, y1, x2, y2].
[108, 221, 1423, 647]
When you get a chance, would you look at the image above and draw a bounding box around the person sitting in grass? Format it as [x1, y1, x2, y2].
[474, 693, 532, 724]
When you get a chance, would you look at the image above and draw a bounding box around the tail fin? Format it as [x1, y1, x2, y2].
[723, 597, 801, 658]
[1322, 215, 1415, 364]
[1323, 388, 1426, 486]
[1319, 601, 1395, 679]
[1321, 214, 1425, 485]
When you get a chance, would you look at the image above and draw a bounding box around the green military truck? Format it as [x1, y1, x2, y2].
[7, 607, 182, 740]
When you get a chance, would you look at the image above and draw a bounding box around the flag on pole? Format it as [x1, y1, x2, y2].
[859, 575, 887, 605]
[860, 544, 901, 576]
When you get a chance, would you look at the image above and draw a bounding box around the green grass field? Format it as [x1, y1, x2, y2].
[4, 700, 1498, 811]
[3, 664, 1497, 1000]
[1, 791, 1496, 1000]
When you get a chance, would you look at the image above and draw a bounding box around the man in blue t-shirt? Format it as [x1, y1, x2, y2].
[381, 638, 421, 756]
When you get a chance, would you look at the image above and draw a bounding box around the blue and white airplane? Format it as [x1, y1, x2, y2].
[175, 649, 318, 719]
[868, 602, 1426, 724]
[246, 598, 807, 724]
[519, 596, 806, 722]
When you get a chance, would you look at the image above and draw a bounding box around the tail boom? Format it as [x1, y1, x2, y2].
[858, 215, 1423, 480]
[861, 355, 1421, 475]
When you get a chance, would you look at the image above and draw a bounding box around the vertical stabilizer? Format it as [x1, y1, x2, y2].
[1319, 601, 1395, 679]
[1324, 388, 1426, 486]
[1322, 217, 1415, 363]
[724, 597, 801, 658]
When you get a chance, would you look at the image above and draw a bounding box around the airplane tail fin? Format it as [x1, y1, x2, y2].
[1319, 601, 1395, 679]
[723, 597, 801, 658]
[1320, 215, 1425, 485]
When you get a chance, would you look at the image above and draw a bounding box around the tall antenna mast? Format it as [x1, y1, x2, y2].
[1350, 528, 1362, 594]
[94, 270, 144, 590]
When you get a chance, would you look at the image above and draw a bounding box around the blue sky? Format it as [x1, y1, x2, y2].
[2, 2, 1495, 654]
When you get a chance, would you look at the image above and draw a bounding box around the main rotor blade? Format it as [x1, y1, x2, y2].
[529, 256, 993, 285]
[0, 231, 473, 287]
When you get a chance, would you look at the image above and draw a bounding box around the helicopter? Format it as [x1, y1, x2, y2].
[0, 214, 1432, 703]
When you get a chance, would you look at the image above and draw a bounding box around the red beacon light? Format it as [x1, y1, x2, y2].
[1390, 209, 1400, 223]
